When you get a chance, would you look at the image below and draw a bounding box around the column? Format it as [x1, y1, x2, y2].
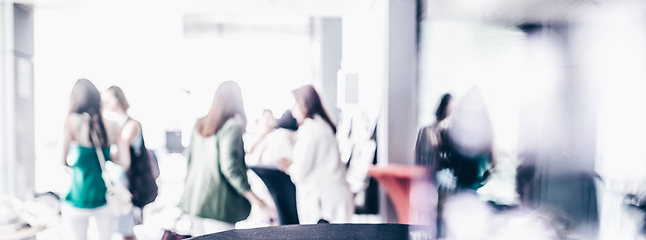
[376, 0, 418, 223]
[379, 0, 418, 166]
[312, 17, 342, 122]
[0, 2, 35, 200]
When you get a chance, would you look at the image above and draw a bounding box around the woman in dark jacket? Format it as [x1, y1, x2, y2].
[415, 93, 453, 179]
[178, 81, 274, 235]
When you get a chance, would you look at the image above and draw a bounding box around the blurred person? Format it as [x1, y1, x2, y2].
[275, 110, 299, 131]
[248, 110, 298, 167]
[413, 93, 453, 236]
[445, 87, 495, 191]
[178, 81, 275, 236]
[436, 88, 563, 240]
[239, 109, 281, 227]
[437, 88, 496, 238]
[259, 111, 299, 167]
[246, 109, 277, 165]
[60, 79, 131, 240]
[442, 190, 561, 240]
[415, 93, 453, 181]
[278, 85, 354, 224]
[102, 86, 158, 240]
[517, 26, 599, 239]
[245, 110, 299, 226]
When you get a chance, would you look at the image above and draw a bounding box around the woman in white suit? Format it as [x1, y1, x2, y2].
[278, 85, 354, 224]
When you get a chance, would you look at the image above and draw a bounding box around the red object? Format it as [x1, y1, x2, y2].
[368, 164, 430, 224]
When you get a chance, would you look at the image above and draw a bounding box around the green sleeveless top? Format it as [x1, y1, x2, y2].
[64, 146, 111, 208]
[64, 113, 113, 209]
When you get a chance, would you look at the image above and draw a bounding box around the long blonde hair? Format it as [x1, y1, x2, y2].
[196, 81, 247, 137]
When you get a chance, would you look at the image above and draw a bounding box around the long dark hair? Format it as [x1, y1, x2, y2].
[435, 93, 452, 122]
[275, 110, 298, 131]
[69, 79, 108, 147]
[196, 81, 247, 137]
[292, 85, 336, 134]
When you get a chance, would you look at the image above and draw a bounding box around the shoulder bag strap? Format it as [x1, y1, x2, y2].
[120, 116, 132, 129]
[85, 113, 114, 189]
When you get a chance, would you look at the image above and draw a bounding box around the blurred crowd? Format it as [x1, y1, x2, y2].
[3, 75, 645, 240]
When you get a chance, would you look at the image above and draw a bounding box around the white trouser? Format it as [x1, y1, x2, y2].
[296, 183, 354, 224]
[61, 203, 114, 240]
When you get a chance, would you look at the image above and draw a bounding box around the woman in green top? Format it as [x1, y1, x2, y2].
[179, 81, 274, 236]
[60, 79, 131, 240]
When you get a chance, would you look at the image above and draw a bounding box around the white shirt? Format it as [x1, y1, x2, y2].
[289, 115, 347, 195]
[259, 128, 295, 167]
[288, 115, 353, 223]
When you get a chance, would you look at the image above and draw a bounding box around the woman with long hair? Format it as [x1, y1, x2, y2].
[179, 81, 274, 235]
[60, 79, 131, 240]
[413, 93, 453, 236]
[278, 85, 354, 224]
[415, 93, 453, 178]
[102, 86, 158, 240]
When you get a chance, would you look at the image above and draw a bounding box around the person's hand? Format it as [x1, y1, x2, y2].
[243, 190, 278, 224]
[257, 199, 278, 223]
[277, 158, 292, 173]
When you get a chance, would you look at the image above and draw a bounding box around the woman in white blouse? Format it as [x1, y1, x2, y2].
[278, 85, 354, 224]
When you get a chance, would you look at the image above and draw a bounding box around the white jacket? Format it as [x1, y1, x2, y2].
[289, 115, 353, 223]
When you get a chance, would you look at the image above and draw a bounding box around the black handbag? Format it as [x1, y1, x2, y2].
[126, 122, 159, 208]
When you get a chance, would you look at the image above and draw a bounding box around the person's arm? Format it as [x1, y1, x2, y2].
[220, 120, 276, 216]
[277, 157, 292, 173]
[60, 114, 74, 171]
[219, 120, 251, 194]
[121, 120, 140, 146]
[243, 190, 276, 219]
[113, 123, 131, 171]
[286, 122, 316, 183]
